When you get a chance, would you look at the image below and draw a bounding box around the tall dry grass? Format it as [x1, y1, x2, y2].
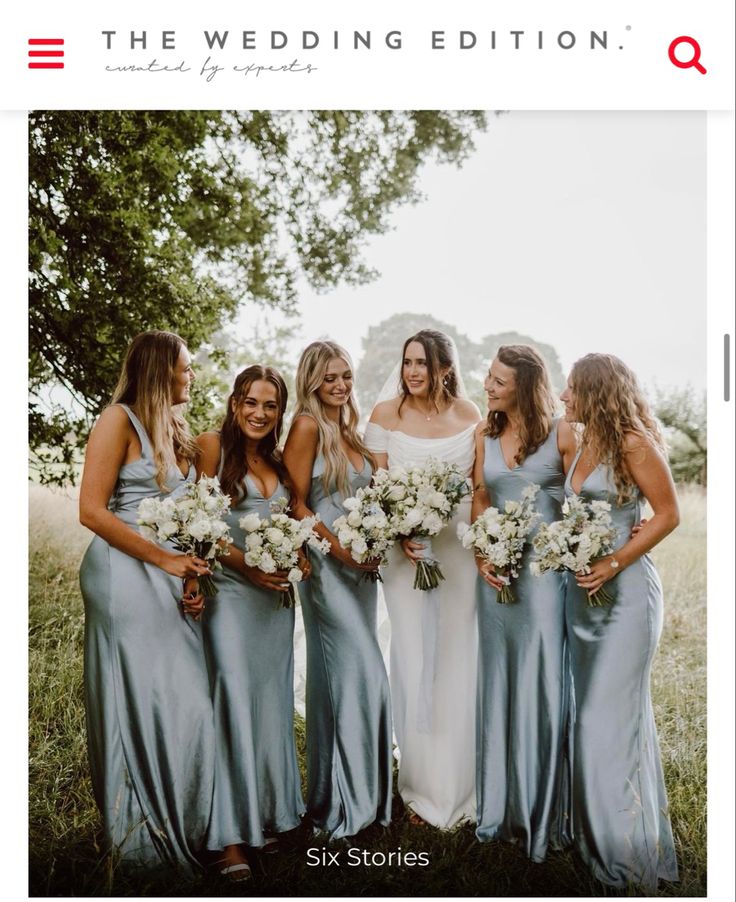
[28, 484, 706, 896]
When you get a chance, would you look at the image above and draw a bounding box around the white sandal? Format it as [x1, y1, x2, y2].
[219, 862, 252, 882]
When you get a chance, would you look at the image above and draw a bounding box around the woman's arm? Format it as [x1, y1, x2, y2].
[471, 425, 490, 523]
[195, 431, 221, 479]
[469, 425, 506, 590]
[576, 435, 680, 595]
[556, 418, 578, 474]
[80, 406, 209, 580]
[283, 415, 378, 572]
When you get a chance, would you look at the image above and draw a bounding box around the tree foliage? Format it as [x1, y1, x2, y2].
[356, 313, 565, 415]
[654, 387, 707, 485]
[29, 110, 487, 483]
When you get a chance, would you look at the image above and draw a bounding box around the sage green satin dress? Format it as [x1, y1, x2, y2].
[475, 424, 569, 861]
[564, 452, 678, 888]
[79, 405, 215, 871]
[203, 473, 304, 850]
[299, 454, 393, 839]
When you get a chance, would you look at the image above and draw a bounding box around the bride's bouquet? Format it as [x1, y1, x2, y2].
[240, 496, 331, 608]
[380, 458, 471, 591]
[530, 496, 618, 606]
[332, 483, 396, 582]
[457, 484, 541, 604]
[137, 474, 233, 598]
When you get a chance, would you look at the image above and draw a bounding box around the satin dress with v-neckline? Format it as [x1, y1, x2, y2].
[299, 453, 393, 839]
[563, 449, 678, 888]
[79, 404, 215, 871]
[203, 465, 305, 850]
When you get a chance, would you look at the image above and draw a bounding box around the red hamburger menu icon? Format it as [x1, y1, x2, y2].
[28, 38, 65, 69]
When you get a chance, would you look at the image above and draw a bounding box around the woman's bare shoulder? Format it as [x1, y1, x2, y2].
[454, 397, 483, 423]
[369, 397, 402, 427]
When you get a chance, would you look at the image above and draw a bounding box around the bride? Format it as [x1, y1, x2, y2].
[365, 329, 481, 828]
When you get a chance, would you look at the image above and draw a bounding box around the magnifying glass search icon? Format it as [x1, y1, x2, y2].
[668, 36, 707, 74]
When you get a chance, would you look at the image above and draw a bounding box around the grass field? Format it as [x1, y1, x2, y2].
[28, 484, 706, 897]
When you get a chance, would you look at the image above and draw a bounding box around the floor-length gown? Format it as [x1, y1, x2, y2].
[564, 450, 679, 888]
[475, 425, 568, 860]
[364, 422, 477, 828]
[300, 453, 393, 838]
[204, 472, 304, 850]
[79, 404, 215, 871]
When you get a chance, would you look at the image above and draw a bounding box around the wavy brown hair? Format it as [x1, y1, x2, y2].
[398, 329, 462, 416]
[569, 353, 665, 503]
[293, 341, 374, 497]
[483, 345, 556, 465]
[111, 330, 197, 491]
[218, 365, 289, 502]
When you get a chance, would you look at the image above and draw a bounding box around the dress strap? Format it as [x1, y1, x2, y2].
[116, 404, 153, 458]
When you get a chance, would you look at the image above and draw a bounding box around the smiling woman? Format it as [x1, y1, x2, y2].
[195, 365, 304, 882]
[282, 340, 393, 841]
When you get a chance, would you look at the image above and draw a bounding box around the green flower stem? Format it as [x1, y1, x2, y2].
[276, 585, 298, 609]
[414, 560, 445, 592]
[198, 573, 218, 598]
[496, 583, 517, 604]
[586, 585, 614, 607]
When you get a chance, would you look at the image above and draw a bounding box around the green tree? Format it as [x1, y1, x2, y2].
[356, 314, 564, 413]
[30, 110, 487, 483]
[654, 386, 707, 485]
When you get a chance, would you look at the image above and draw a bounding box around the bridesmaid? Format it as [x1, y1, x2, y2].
[472, 345, 577, 861]
[196, 365, 305, 880]
[283, 340, 393, 840]
[560, 353, 680, 888]
[79, 330, 215, 871]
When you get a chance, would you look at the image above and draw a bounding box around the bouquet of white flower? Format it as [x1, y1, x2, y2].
[332, 484, 397, 582]
[457, 484, 541, 603]
[240, 496, 331, 608]
[137, 474, 233, 598]
[379, 458, 471, 591]
[530, 495, 619, 606]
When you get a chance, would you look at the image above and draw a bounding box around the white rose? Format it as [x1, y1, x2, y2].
[288, 567, 303, 584]
[265, 527, 286, 546]
[240, 513, 262, 533]
[259, 552, 277, 573]
[158, 519, 179, 542]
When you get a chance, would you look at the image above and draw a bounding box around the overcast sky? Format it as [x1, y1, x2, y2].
[236, 111, 706, 394]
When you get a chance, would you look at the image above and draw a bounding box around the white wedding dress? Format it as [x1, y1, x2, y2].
[364, 422, 478, 828]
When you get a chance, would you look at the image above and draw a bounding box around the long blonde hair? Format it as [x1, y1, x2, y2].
[570, 353, 664, 503]
[483, 345, 556, 465]
[111, 330, 198, 491]
[293, 341, 374, 496]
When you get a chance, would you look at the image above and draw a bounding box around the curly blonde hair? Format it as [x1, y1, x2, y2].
[569, 353, 664, 503]
[293, 341, 374, 497]
[483, 345, 556, 465]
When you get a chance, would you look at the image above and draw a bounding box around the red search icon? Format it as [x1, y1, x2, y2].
[668, 36, 707, 74]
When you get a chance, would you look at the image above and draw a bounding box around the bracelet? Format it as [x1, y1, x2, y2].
[609, 556, 620, 570]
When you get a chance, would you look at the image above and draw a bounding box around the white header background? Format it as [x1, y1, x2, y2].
[1, 0, 734, 109]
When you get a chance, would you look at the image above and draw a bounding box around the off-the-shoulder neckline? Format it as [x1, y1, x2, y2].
[366, 422, 476, 441]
